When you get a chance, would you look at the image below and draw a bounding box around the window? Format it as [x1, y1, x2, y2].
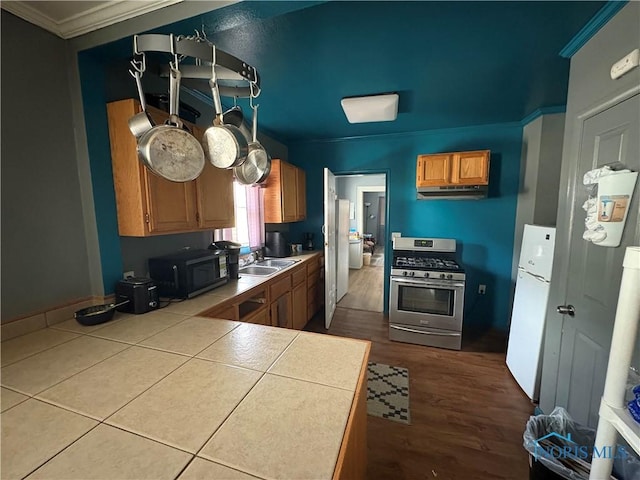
[214, 181, 265, 250]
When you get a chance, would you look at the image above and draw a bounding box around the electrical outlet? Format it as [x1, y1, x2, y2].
[478, 284, 486, 295]
[123, 271, 135, 279]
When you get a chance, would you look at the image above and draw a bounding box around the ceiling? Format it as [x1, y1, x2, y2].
[29, 1, 609, 142]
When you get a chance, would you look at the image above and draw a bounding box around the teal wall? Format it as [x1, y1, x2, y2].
[78, 51, 124, 294]
[288, 123, 524, 332]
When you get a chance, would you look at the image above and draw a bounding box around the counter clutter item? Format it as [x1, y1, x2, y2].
[74, 300, 129, 326]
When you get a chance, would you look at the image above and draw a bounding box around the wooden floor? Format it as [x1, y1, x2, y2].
[337, 264, 384, 312]
[306, 308, 534, 480]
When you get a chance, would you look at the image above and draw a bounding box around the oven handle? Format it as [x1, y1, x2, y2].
[391, 277, 465, 289]
[390, 324, 461, 337]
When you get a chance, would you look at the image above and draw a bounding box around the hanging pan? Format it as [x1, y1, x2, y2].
[234, 95, 271, 185]
[202, 46, 249, 169]
[136, 61, 205, 182]
[127, 57, 154, 138]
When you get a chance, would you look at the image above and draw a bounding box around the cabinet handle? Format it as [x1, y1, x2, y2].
[144, 213, 150, 223]
[196, 212, 200, 223]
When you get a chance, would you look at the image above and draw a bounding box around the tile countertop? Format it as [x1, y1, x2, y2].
[1, 309, 370, 480]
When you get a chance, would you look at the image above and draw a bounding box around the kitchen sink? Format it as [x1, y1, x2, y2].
[256, 259, 299, 268]
[238, 265, 279, 276]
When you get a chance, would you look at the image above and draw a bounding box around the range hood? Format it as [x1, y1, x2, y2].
[417, 184, 488, 200]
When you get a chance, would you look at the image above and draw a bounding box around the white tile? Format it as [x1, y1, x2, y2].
[89, 310, 188, 344]
[107, 359, 260, 453]
[1, 387, 29, 412]
[49, 312, 130, 335]
[1, 399, 98, 480]
[1, 336, 129, 395]
[200, 374, 353, 480]
[197, 323, 297, 372]
[268, 332, 368, 390]
[1, 328, 79, 366]
[37, 346, 187, 420]
[179, 458, 259, 480]
[139, 316, 239, 356]
[26, 424, 191, 480]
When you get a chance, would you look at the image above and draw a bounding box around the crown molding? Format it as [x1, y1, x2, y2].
[559, 1, 628, 59]
[1, 0, 183, 39]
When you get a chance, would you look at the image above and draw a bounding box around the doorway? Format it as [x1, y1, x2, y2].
[335, 174, 387, 313]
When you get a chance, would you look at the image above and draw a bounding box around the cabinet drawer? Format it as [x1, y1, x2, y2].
[292, 267, 306, 287]
[203, 303, 237, 321]
[307, 257, 319, 275]
[270, 276, 291, 301]
[244, 307, 270, 326]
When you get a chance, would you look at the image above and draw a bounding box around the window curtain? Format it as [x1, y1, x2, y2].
[215, 184, 264, 249]
[246, 185, 265, 248]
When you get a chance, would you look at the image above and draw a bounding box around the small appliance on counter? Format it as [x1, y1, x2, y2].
[115, 277, 159, 314]
[303, 232, 314, 250]
[265, 231, 289, 258]
[148, 249, 228, 299]
[209, 240, 242, 279]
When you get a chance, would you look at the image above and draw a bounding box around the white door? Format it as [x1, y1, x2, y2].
[336, 199, 350, 302]
[506, 270, 551, 400]
[324, 168, 337, 328]
[520, 225, 556, 281]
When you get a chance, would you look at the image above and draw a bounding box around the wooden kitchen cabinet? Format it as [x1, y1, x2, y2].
[292, 281, 308, 330]
[416, 153, 452, 187]
[451, 150, 490, 185]
[264, 159, 307, 223]
[106, 99, 234, 236]
[271, 291, 292, 328]
[416, 150, 490, 188]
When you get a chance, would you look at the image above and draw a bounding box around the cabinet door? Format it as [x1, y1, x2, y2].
[195, 160, 235, 229]
[292, 281, 308, 330]
[451, 150, 490, 185]
[281, 162, 299, 222]
[416, 154, 452, 186]
[144, 170, 198, 233]
[270, 292, 292, 329]
[296, 168, 306, 221]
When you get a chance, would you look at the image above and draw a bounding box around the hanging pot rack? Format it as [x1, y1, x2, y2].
[133, 33, 260, 98]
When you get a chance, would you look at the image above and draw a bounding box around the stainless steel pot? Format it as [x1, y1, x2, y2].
[202, 47, 249, 169]
[234, 102, 271, 185]
[136, 65, 205, 182]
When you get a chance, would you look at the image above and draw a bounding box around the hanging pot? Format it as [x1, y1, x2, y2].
[223, 105, 252, 142]
[234, 102, 271, 185]
[136, 65, 205, 182]
[202, 48, 249, 169]
[127, 60, 154, 138]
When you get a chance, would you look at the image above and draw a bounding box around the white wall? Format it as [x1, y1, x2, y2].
[336, 174, 385, 232]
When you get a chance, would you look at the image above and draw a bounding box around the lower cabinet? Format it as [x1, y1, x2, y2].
[270, 292, 292, 328]
[201, 253, 323, 330]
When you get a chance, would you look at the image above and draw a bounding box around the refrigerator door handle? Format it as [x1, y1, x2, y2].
[529, 272, 548, 283]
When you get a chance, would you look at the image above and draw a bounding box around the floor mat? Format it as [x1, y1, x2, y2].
[367, 362, 410, 424]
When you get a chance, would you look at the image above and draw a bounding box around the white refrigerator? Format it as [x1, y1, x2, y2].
[506, 224, 556, 401]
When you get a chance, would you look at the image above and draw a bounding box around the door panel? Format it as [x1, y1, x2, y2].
[282, 162, 298, 222]
[416, 154, 451, 186]
[144, 170, 198, 233]
[324, 168, 337, 328]
[554, 94, 639, 427]
[195, 161, 234, 229]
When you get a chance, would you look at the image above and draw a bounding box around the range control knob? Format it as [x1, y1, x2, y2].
[424, 272, 430, 278]
[402, 271, 408, 276]
[447, 274, 453, 279]
[409, 271, 415, 277]
[440, 273, 446, 279]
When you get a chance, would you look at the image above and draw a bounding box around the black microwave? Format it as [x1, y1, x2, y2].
[148, 249, 228, 299]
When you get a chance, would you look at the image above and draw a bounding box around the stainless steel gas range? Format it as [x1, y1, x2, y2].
[389, 237, 465, 350]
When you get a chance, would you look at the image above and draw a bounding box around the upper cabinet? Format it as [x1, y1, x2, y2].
[416, 150, 490, 187]
[106, 99, 234, 237]
[264, 159, 307, 223]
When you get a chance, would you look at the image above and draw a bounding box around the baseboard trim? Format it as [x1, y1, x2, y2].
[1, 296, 113, 341]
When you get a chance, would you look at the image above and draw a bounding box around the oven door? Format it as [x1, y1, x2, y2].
[389, 276, 464, 331]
